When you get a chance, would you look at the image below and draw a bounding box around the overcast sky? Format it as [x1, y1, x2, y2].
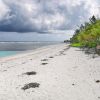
[0, 0, 100, 41]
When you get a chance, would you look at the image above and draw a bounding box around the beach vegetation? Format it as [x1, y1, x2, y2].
[70, 15, 100, 51]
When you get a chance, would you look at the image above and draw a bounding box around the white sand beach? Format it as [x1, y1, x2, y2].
[0, 43, 100, 100]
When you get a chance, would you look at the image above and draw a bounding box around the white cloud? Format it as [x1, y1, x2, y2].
[0, 0, 10, 21]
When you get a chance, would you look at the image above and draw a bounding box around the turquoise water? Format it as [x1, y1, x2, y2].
[0, 42, 60, 57]
[0, 51, 17, 57]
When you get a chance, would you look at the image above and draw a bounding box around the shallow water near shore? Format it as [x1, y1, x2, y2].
[0, 51, 18, 57]
[0, 42, 60, 57]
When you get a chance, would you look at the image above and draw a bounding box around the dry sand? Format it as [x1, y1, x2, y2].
[0, 43, 100, 100]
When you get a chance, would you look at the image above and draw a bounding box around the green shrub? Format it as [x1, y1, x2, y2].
[70, 15, 100, 49]
[71, 43, 83, 47]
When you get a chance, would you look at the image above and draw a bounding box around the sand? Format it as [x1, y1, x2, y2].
[0, 43, 100, 100]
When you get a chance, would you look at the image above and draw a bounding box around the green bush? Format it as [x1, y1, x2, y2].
[70, 15, 100, 49]
[71, 43, 83, 47]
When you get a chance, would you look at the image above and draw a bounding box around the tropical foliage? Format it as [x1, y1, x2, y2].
[70, 15, 100, 48]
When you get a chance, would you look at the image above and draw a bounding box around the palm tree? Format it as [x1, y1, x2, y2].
[89, 15, 96, 23]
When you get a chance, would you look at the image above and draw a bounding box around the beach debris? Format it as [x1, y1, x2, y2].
[21, 82, 40, 91]
[41, 63, 48, 65]
[72, 83, 75, 86]
[41, 59, 48, 61]
[49, 56, 54, 58]
[96, 80, 100, 83]
[98, 97, 100, 99]
[23, 71, 37, 75]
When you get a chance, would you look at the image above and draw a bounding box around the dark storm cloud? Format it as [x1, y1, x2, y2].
[0, 0, 100, 32]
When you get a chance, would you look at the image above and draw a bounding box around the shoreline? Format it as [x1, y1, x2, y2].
[0, 43, 100, 100]
[0, 43, 65, 62]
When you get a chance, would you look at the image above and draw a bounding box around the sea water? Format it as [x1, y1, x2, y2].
[0, 42, 60, 57]
[0, 51, 18, 57]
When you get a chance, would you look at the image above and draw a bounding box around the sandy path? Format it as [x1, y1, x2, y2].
[0, 43, 100, 100]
